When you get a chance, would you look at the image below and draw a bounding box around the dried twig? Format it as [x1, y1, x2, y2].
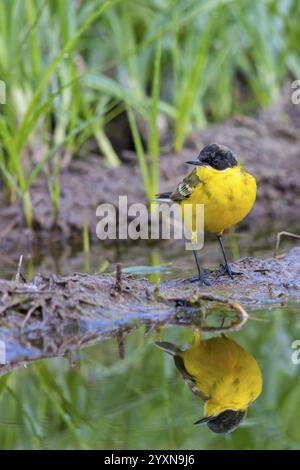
[112, 263, 123, 295]
[21, 303, 41, 329]
[274, 231, 300, 258]
[15, 255, 24, 283]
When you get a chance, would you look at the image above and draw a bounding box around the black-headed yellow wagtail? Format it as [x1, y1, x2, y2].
[156, 143, 257, 285]
[156, 331, 262, 434]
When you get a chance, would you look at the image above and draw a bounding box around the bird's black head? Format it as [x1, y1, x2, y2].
[194, 409, 246, 434]
[187, 143, 238, 170]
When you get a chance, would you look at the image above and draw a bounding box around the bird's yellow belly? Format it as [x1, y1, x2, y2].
[182, 337, 263, 415]
[181, 167, 256, 235]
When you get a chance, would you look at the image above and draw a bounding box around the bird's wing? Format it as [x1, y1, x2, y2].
[170, 169, 202, 202]
[174, 355, 209, 402]
[155, 341, 181, 355]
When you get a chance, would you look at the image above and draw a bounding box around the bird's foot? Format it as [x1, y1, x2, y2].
[184, 275, 211, 287]
[220, 264, 244, 279]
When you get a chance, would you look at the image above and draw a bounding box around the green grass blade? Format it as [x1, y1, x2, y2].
[149, 40, 161, 199]
[16, 0, 121, 150]
[127, 106, 151, 198]
[174, 17, 214, 151]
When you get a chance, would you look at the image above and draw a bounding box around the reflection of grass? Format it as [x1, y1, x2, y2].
[0, 304, 300, 449]
[83, 213, 91, 273]
[228, 227, 240, 261]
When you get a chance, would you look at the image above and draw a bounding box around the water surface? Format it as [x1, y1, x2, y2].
[0, 303, 299, 450]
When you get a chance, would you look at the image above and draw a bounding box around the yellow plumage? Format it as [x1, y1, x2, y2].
[181, 331, 262, 417]
[181, 164, 257, 237]
[156, 143, 257, 282]
[156, 331, 262, 433]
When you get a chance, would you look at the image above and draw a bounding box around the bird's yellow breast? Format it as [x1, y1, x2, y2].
[181, 165, 256, 235]
[180, 335, 262, 416]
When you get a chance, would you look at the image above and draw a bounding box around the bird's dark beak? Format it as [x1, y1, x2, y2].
[194, 416, 214, 426]
[186, 160, 203, 166]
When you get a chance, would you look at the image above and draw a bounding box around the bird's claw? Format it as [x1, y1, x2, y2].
[220, 264, 244, 279]
[184, 276, 211, 286]
[199, 277, 211, 287]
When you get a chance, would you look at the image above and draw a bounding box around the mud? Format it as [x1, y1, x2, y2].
[0, 86, 300, 252]
[1, 247, 299, 377]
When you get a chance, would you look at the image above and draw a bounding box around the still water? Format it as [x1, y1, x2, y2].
[0, 229, 299, 449]
[0, 303, 299, 450]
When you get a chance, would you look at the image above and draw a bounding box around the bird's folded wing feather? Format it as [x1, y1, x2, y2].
[170, 169, 202, 201]
[174, 356, 209, 402]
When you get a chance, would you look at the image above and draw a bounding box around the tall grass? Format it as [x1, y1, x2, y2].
[0, 0, 121, 226]
[0, 0, 300, 225]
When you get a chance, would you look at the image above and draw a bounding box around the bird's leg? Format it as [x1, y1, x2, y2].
[191, 249, 210, 286]
[220, 313, 226, 329]
[217, 235, 243, 279]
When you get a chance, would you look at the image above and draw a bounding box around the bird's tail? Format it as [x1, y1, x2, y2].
[154, 192, 172, 203]
[155, 341, 181, 356]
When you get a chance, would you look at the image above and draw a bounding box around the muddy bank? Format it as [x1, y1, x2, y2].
[1, 87, 300, 251]
[0, 248, 299, 376]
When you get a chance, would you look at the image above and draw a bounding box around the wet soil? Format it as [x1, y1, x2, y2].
[1, 247, 299, 376]
[0, 86, 300, 252]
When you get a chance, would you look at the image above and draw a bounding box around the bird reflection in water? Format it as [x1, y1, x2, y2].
[156, 330, 262, 434]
